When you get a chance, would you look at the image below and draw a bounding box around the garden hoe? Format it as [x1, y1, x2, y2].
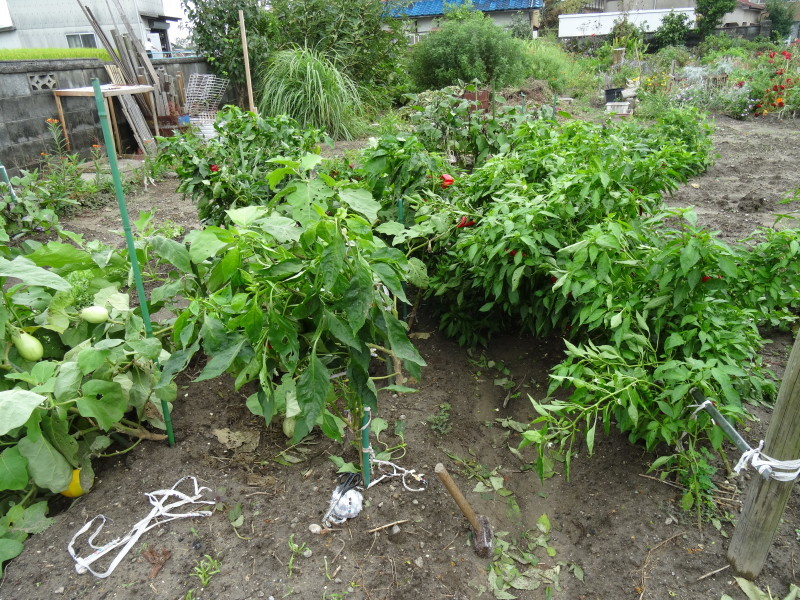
[434, 463, 493, 558]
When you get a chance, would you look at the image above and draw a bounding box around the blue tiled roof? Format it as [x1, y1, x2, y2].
[390, 0, 542, 18]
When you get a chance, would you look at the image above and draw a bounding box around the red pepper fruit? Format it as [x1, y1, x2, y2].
[551, 276, 558, 284]
[702, 275, 712, 282]
[210, 164, 219, 172]
[466, 220, 476, 227]
[457, 216, 468, 228]
[509, 250, 517, 257]
[440, 174, 455, 188]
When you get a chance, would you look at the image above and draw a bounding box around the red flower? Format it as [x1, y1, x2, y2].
[440, 173, 455, 188]
[778, 101, 785, 107]
[780, 85, 786, 90]
[769, 51, 777, 58]
[755, 104, 761, 109]
[736, 80, 744, 88]
[773, 85, 779, 92]
[551, 275, 558, 284]
[509, 250, 518, 257]
[210, 164, 219, 172]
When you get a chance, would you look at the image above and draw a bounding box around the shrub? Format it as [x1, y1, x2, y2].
[408, 14, 530, 90]
[695, 0, 737, 39]
[654, 45, 693, 70]
[765, 0, 794, 42]
[257, 46, 365, 140]
[525, 38, 599, 96]
[654, 12, 692, 48]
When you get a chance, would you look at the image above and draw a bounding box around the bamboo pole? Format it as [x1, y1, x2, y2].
[239, 10, 256, 113]
[727, 329, 800, 577]
[91, 78, 175, 447]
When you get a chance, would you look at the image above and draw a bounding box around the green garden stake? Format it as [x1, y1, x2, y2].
[0, 161, 16, 201]
[361, 407, 372, 487]
[91, 78, 175, 447]
[397, 197, 408, 321]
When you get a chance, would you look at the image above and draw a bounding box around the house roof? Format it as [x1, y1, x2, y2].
[737, 0, 765, 10]
[390, 0, 543, 18]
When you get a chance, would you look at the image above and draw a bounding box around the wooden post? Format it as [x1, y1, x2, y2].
[727, 329, 800, 577]
[239, 10, 257, 114]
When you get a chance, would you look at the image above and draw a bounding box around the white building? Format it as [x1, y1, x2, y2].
[0, 0, 179, 53]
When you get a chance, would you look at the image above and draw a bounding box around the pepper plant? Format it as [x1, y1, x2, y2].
[142, 154, 425, 446]
[0, 239, 175, 567]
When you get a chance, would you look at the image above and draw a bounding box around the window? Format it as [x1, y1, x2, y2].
[66, 33, 97, 48]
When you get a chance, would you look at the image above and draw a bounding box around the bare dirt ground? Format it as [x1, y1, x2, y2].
[1, 115, 799, 600]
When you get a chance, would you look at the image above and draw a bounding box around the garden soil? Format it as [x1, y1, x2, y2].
[2, 116, 800, 600]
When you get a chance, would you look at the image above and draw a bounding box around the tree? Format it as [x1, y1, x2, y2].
[267, 0, 408, 90]
[654, 11, 692, 48]
[408, 13, 530, 90]
[765, 0, 793, 42]
[541, 0, 590, 30]
[182, 0, 276, 99]
[695, 0, 737, 39]
[510, 11, 533, 40]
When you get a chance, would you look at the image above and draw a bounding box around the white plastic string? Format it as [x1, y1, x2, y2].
[733, 440, 800, 483]
[368, 457, 427, 492]
[68, 476, 215, 578]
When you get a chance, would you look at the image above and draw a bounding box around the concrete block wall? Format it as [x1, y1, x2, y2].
[0, 58, 110, 174]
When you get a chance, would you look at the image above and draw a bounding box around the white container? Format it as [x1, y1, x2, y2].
[605, 102, 631, 114]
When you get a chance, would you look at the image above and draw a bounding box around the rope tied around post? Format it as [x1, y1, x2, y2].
[689, 392, 800, 482]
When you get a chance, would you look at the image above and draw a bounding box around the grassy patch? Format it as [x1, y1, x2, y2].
[0, 48, 110, 61]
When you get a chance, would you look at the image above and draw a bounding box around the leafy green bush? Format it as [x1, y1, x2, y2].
[654, 12, 692, 48]
[257, 46, 365, 140]
[182, 0, 275, 100]
[268, 0, 408, 90]
[405, 88, 524, 169]
[525, 38, 599, 96]
[654, 45, 693, 70]
[695, 0, 737, 39]
[408, 14, 530, 90]
[157, 106, 323, 224]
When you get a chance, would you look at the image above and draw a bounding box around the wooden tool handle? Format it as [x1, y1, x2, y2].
[435, 463, 481, 532]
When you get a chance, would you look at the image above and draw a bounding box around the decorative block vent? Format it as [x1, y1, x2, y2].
[29, 73, 58, 92]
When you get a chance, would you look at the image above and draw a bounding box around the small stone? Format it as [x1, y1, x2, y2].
[414, 556, 424, 568]
[302, 548, 313, 558]
[378, 502, 384, 508]
[309, 523, 322, 534]
[54, 586, 65, 594]
[389, 525, 401, 536]
[334, 578, 342, 584]
[412, 499, 419, 505]
[419, 542, 425, 549]
[665, 517, 674, 525]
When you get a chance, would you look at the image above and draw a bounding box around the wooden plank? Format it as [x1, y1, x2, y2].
[727, 329, 800, 577]
[109, 0, 160, 89]
[110, 29, 136, 83]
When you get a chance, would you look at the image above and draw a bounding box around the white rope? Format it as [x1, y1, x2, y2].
[68, 476, 215, 578]
[367, 457, 427, 492]
[733, 440, 800, 483]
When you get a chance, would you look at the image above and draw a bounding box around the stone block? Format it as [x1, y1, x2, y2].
[0, 74, 33, 100]
[6, 118, 48, 146]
